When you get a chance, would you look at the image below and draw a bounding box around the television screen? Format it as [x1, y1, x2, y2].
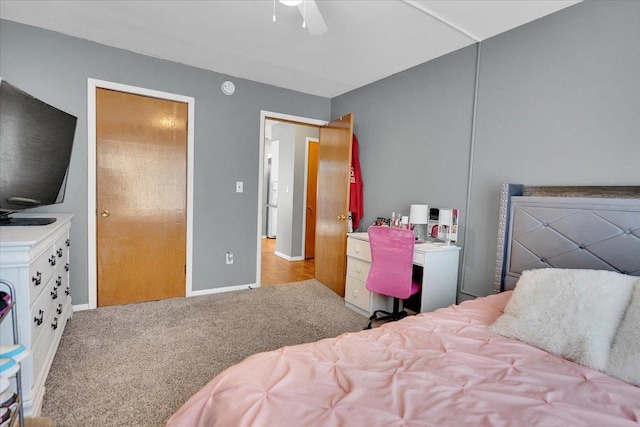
[0, 79, 77, 225]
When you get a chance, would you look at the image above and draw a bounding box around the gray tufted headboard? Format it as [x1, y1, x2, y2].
[494, 183, 640, 293]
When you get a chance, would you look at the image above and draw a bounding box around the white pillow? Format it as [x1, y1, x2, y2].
[489, 268, 636, 371]
[606, 282, 640, 386]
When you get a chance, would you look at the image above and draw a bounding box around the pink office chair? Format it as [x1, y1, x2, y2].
[364, 226, 421, 329]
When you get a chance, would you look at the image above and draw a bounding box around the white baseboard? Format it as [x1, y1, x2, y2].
[73, 285, 257, 311]
[187, 283, 256, 297]
[73, 303, 90, 312]
[274, 251, 304, 261]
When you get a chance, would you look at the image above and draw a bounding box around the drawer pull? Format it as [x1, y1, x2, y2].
[34, 309, 44, 325]
[66, 238, 70, 247]
[57, 248, 63, 258]
[354, 246, 360, 253]
[32, 271, 42, 286]
[57, 304, 63, 315]
[356, 265, 362, 273]
[65, 263, 70, 272]
[65, 286, 70, 296]
[56, 276, 62, 287]
[51, 288, 58, 300]
[51, 317, 59, 330]
[49, 255, 57, 267]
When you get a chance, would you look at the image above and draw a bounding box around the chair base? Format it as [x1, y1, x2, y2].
[364, 309, 409, 330]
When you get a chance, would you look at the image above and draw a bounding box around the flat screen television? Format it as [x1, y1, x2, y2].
[0, 79, 77, 226]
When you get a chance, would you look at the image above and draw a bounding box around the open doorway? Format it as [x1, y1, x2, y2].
[256, 112, 327, 287]
[261, 120, 319, 285]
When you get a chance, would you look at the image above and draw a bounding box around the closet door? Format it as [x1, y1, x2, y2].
[96, 88, 187, 306]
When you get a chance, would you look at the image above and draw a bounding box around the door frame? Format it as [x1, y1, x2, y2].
[87, 78, 195, 310]
[302, 137, 319, 259]
[256, 111, 326, 287]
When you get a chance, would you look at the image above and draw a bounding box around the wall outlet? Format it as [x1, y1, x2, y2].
[236, 181, 243, 193]
[226, 251, 234, 265]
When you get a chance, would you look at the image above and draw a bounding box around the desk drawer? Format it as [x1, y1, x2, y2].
[345, 276, 370, 312]
[346, 257, 370, 281]
[347, 238, 371, 262]
[413, 251, 425, 266]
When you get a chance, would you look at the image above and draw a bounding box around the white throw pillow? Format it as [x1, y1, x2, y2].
[606, 282, 640, 386]
[489, 268, 636, 371]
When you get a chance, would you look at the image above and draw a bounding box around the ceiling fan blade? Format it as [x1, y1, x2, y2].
[298, 0, 327, 35]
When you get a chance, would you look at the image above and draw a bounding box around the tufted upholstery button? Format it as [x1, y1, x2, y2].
[625, 229, 632, 234]
[579, 244, 585, 249]
[542, 223, 548, 227]
[541, 258, 546, 263]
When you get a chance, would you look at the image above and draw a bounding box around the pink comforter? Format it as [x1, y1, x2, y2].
[167, 292, 640, 427]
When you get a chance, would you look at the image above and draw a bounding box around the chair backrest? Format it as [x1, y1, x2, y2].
[365, 226, 416, 300]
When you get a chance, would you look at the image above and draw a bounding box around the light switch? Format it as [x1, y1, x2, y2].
[236, 181, 243, 193]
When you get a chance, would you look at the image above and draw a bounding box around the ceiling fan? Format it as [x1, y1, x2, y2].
[273, 0, 328, 35]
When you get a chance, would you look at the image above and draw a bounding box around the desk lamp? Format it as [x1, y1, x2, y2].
[409, 204, 429, 241]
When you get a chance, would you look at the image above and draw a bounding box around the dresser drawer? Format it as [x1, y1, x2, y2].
[345, 276, 370, 312]
[29, 245, 57, 305]
[32, 307, 60, 384]
[347, 238, 371, 262]
[54, 232, 70, 266]
[346, 257, 370, 282]
[30, 273, 62, 346]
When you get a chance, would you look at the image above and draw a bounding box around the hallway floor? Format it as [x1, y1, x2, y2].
[261, 238, 314, 286]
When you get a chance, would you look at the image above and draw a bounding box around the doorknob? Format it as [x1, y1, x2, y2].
[101, 210, 110, 218]
[337, 214, 346, 221]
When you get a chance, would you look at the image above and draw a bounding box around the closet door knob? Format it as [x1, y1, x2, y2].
[337, 214, 346, 221]
[101, 210, 110, 218]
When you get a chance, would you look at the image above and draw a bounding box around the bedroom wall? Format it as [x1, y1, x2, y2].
[271, 122, 296, 257]
[270, 122, 319, 259]
[0, 19, 331, 305]
[331, 0, 640, 300]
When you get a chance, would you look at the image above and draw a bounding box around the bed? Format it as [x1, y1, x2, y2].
[167, 184, 640, 427]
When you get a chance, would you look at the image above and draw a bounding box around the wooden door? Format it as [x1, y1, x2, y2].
[96, 88, 187, 307]
[314, 114, 353, 297]
[305, 141, 319, 259]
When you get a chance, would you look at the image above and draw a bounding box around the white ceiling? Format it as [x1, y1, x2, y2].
[0, 0, 580, 98]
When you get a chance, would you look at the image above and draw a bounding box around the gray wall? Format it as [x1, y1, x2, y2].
[270, 122, 318, 258]
[292, 125, 319, 257]
[2, 0, 639, 305]
[272, 122, 296, 256]
[0, 19, 331, 305]
[332, 1, 640, 300]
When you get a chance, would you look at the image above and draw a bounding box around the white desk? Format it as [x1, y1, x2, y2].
[345, 232, 461, 316]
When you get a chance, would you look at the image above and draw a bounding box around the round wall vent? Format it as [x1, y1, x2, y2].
[221, 81, 235, 96]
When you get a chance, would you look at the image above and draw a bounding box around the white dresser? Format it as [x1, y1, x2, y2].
[345, 232, 461, 316]
[0, 214, 73, 416]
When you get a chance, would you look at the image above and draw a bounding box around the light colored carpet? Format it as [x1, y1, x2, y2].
[41, 280, 368, 426]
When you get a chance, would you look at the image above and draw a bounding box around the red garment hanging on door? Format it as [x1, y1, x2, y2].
[349, 134, 364, 229]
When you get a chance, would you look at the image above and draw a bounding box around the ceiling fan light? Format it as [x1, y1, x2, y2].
[279, 0, 303, 6]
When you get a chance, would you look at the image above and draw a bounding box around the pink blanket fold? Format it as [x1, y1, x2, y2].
[167, 292, 640, 427]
